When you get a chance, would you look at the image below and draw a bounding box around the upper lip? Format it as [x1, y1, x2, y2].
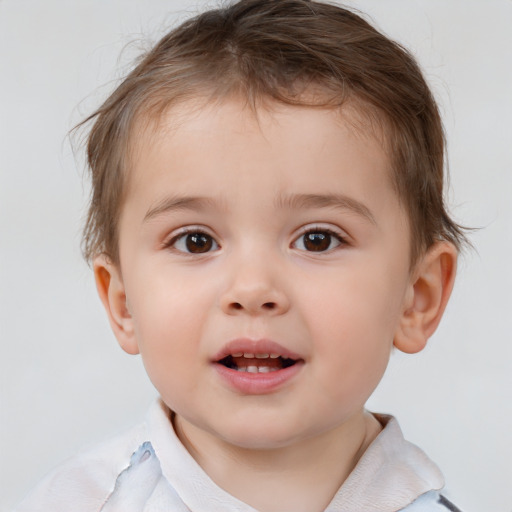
[212, 338, 303, 362]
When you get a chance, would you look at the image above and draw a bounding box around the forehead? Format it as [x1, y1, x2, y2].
[127, 98, 398, 208]
[127, 95, 392, 189]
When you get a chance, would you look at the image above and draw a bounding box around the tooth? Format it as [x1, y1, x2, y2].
[255, 354, 270, 359]
[247, 366, 258, 373]
[243, 353, 254, 358]
[258, 366, 270, 373]
[238, 367, 247, 372]
[270, 354, 280, 359]
[232, 352, 243, 357]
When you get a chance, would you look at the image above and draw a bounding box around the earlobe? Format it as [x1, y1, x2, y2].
[93, 255, 139, 355]
[394, 242, 457, 354]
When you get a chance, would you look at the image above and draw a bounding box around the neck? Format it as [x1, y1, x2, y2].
[174, 411, 382, 512]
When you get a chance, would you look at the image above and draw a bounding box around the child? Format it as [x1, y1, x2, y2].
[15, 1, 468, 510]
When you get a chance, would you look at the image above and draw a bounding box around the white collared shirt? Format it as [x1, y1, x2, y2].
[14, 400, 461, 512]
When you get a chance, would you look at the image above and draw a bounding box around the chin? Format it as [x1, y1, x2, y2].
[213, 419, 310, 451]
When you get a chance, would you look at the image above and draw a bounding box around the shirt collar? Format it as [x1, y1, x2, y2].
[326, 414, 444, 511]
[148, 401, 444, 512]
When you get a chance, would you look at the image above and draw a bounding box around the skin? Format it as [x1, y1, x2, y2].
[95, 98, 457, 512]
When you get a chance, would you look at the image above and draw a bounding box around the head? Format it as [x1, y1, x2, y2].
[84, 0, 465, 450]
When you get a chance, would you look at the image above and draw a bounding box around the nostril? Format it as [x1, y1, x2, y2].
[226, 300, 281, 313]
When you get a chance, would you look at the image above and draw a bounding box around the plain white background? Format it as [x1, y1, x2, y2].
[1, 1, 511, 511]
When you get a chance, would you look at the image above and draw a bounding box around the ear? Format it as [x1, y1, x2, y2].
[93, 255, 139, 355]
[394, 242, 457, 354]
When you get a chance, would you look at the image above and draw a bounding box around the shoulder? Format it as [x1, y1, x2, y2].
[13, 423, 149, 512]
[401, 490, 464, 512]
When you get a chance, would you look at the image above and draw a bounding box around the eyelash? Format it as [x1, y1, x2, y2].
[164, 227, 219, 255]
[164, 225, 347, 255]
[292, 226, 347, 253]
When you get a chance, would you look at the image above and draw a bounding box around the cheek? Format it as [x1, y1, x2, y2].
[301, 264, 405, 397]
[305, 265, 403, 345]
[126, 272, 212, 386]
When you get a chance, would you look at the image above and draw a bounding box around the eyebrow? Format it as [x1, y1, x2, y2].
[275, 193, 376, 224]
[143, 192, 376, 224]
[144, 196, 218, 222]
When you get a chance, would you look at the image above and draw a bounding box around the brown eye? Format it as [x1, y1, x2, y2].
[186, 233, 213, 253]
[294, 230, 342, 252]
[304, 232, 330, 251]
[172, 231, 219, 254]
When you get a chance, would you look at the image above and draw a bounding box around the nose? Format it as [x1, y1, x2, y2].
[219, 257, 290, 316]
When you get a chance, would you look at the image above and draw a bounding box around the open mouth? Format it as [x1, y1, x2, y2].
[217, 353, 299, 373]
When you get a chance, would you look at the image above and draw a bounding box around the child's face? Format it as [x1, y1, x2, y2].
[108, 99, 415, 449]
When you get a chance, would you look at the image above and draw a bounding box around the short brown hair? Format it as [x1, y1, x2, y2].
[81, 0, 468, 265]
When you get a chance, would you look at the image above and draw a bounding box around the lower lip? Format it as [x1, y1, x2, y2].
[213, 362, 304, 394]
